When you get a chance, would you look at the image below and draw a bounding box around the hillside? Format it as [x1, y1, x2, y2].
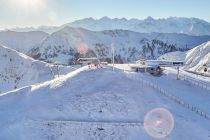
[158, 51, 186, 61]
[184, 41, 210, 73]
[0, 44, 74, 93]
[28, 27, 210, 65]
[0, 30, 48, 53]
[159, 41, 210, 74]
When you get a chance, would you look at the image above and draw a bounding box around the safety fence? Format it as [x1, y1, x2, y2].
[180, 75, 210, 91]
[164, 68, 210, 91]
[126, 73, 210, 121]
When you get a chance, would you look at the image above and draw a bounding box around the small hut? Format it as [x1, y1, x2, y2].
[77, 58, 101, 67]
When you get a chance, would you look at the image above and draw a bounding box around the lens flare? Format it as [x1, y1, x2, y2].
[48, 11, 57, 22]
[144, 108, 174, 138]
[17, 0, 44, 8]
[77, 43, 89, 55]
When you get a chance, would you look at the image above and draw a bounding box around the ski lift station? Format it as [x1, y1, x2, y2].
[77, 58, 100, 65]
[131, 60, 184, 76]
[145, 60, 184, 67]
[77, 58, 109, 66]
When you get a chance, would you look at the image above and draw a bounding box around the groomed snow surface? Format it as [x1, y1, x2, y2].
[0, 65, 210, 140]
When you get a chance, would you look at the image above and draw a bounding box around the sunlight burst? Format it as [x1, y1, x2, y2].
[18, 0, 42, 7]
[11, 0, 45, 14]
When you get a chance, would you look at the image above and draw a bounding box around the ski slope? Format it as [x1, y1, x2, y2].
[0, 66, 210, 139]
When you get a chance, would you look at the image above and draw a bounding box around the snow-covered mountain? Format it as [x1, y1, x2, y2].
[158, 51, 186, 61]
[9, 17, 210, 36]
[159, 41, 210, 74]
[28, 27, 210, 65]
[184, 41, 210, 73]
[0, 44, 74, 93]
[0, 30, 48, 53]
[10, 26, 59, 35]
[66, 17, 210, 36]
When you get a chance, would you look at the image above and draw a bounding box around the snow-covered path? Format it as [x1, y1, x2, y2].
[164, 68, 210, 114]
[0, 67, 210, 139]
[166, 67, 210, 87]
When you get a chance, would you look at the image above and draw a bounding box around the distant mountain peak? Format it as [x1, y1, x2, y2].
[144, 16, 155, 21]
[100, 16, 110, 21]
[75, 17, 95, 23]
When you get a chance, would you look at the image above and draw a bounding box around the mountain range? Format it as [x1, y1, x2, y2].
[0, 17, 210, 72]
[7, 17, 210, 36]
[27, 27, 210, 65]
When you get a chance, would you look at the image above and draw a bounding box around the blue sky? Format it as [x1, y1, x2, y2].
[0, 0, 210, 29]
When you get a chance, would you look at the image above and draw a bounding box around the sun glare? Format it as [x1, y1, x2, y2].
[11, 0, 45, 14]
[18, 0, 40, 6]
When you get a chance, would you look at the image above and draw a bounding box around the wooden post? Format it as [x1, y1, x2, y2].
[177, 66, 180, 80]
[57, 65, 59, 77]
[112, 43, 115, 72]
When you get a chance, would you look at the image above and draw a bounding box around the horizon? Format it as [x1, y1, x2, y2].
[1, 16, 210, 30]
[1, 1, 210, 139]
[0, 0, 210, 29]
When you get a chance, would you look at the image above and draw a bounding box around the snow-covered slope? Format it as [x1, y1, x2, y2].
[28, 27, 210, 65]
[159, 41, 210, 74]
[0, 30, 48, 53]
[184, 41, 210, 73]
[9, 17, 210, 36]
[0, 44, 74, 93]
[0, 67, 210, 139]
[158, 51, 186, 61]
